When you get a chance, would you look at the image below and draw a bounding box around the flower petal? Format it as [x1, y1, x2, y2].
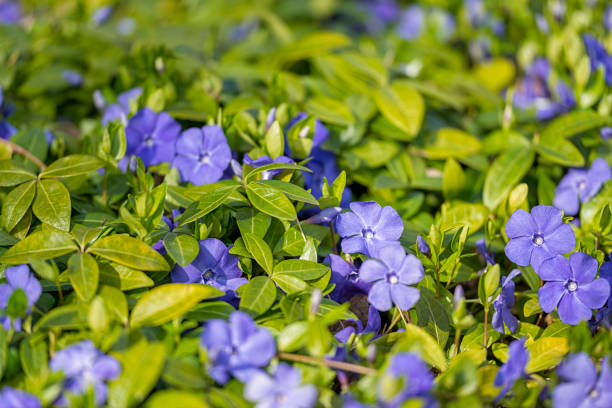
[238, 329, 275, 367]
[397, 254, 424, 285]
[504, 237, 534, 266]
[367, 281, 392, 311]
[531, 205, 563, 235]
[576, 278, 610, 309]
[340, 235, 366, 255]
[553, 186, 580, 216]
[538, 282, 565, 313]
[358, 259, 387, 283]
[390, 284, 420, 310]
[538, 256, 571, 282]
[569, 252, 598, 284]
[349, 201, 382, 229]
[543, 223, 576, 255]
[552, 383, 589, 408]
[176, 128, 203, 160]
[201, 319, 231, 349]
[557, 352, 597, 387]
[335, 212, 363, 237]
[558, 292, 593, 325]
[372, 206, 403, 241]
[505, 209, 536, 238]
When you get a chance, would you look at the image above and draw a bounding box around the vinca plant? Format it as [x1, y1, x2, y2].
[1, 0, 612, 407]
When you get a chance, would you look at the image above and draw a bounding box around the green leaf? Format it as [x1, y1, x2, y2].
[6, 289, 27, 318]
[0, 327, 7, 379]
[278, 321, 310, 351]
[272, 274, 308, 294]
[526, 337, 569, 373]
[88, 234, 170, 271]
[246, 183, 297, 220]
[535, 137, 584, 167]
[265, 121, 284, 159]
[0, 160, 36, 187]
[67, 253, 99, 302]
[255, 180, 318, 205]
[382, 324, 448, 371]
[109, 340, 167, 408]
[374, 81, 424, 137]
[35, 304, 86, 330]
[40, 154, 104, 178]
[423, 128, 482, 159]
[0, 230, 77, 264]
[19, 336, 47, 380]
[239, 276, 277, 317]
[540, 110, 612, 140]
[10, 127, 48, 170]
[98, 263, 154, 291]
[235, 207, 271, 238]
[184, 301, 236, 322]
[99, 285, 128, 325]
[305, 95, 354, 126]
[130, 283, 223, 327]
[440, 203, 488, 233]
[146, 390, 209, 408]
[32, 179, 71, 231]
[483, 146, 535, 210]
[163, 233, 199, 267]
[244, 162, 311, 183]
[178, 185, 238, 226]
[414, 289, 451, 348]
[460, 323, 500, 351]
[1, 180, 35, 231]
[274, 259, 329, 280]
[442, 158, 465, 200]
[242, 232, 274, 275]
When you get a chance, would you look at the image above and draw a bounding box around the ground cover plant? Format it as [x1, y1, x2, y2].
[1, 0, 612, 406]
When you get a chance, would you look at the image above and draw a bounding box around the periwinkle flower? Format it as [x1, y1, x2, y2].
[476, 238, 495, 265]
[416, 235, 430, 256]
[492, 269, 520, 334]
[50, 340, 121, 406]
[265, 107, 276, 130]
[326, 253, 372, 304]
[101, 87, 142, 126]
[172, 125, 231, 185]
[396, 5, 424, 40]
[553, 353, 612, 408]
[605, 6, 612, 31]
[62, 70, 83, 87]
[124, 107, 180, 168]
[303, 206, 342, 225]
[0, 0, 20, 24]
[243, 153, 294, 180]
[494, 338, 529, 402]
[244, 363, 318, 408]
[201, 311, 276, 384]
[583, 34, 612, 86]
[335, 201, 403, 257]
[0, 387, 41, 408]
[593, 261, 612, 327]
[504, 205, 576, 272]
[602, 127, 612, 141]
[0, 86, 16, 140]
[285, 113, 329, 158]
[384, 353, 436, 408]
[334, 305, 381, 343]
[538, 252, 610, 325]
[0, 265, 41, 331]
[553, 158, 612, 215]
[92, 5, 113, 25]
[359, 245, 424, 312]
[171, 238, 247, 299]
[465, 0, 486, 27]
[0, 120, 16, 140]
[535, 13, 550, 34]
[152, 209, 181, 253]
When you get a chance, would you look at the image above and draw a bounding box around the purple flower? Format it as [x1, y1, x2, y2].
[494, 338, 529, 402]
[0, 265, 41, 331]
[602, 127, 612, 141]
[594, 261, 612, 327]
[62, 70, 83, 87]
[396, 5, 424, 40]
[201, 311, 276, 384]
[0, 120, 16, 140]
[171, 238, 247, 299]
[538, 252, 610, 325]
[265, 107, 276, 130]
[553, 353, 612, 408]
[476, 238, 495, 265]
[303, 207, 342, 225]
[416, 235, 430, 256]
[335, 201, 403, 257]
[504, 205, 576, 272]
[583, 34, 612, 86]
[465, 0, 487, 27]
[101, 87, 142, 126]
[172, 125, 231, 185]
[243, 153, 294, 180]
[605, 6, 612, 31]
[553, 158, 612, 216]
[92, 5, 113, 25]
[50, 340, 121, 406]
[492, 269, 520, 334]
[124, 107, 180, 168]
[326, 253, 372, 304]
[359, 245, 423, 312]
[285, 113, 329, 158]
[334, 305, 381, 343]
[244, 363, 317, 408]
[152, 209, 181, 253]
[0, 387, 41, 408]
[0, 1, 20, 24]
[535, 13, 550, 34]
[385, 353, 436, 408]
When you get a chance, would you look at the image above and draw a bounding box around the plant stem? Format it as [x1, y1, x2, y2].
[102, 170, 108, 206]
[384, 309, 402, 334]
[329, 221, 338, 255]
[0, 138, 47, 170]
[483, 308, 489, 348]
[278, 352, 377, 376]
[454, 328, 462, 354]
[295, 217, 307, 242]
[435, 263, 440, 298]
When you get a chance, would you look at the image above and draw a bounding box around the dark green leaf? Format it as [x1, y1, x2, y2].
[246, 183, 297, 220]
[40, 154, 104, 178]
[163, 233, 199, 267]
[1, 180, 35, 231]
[32, 179, 71, 231]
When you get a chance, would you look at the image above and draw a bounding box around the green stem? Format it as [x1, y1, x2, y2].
[0, 138, 47, 169]
[278, 352, 377, 376]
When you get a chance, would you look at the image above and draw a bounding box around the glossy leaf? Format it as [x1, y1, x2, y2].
[88, 235, 170, 271]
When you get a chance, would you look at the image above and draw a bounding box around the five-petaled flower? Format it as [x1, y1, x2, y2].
[494, 337, 529, 402]
[336, 201, 403, 257]
[553, 353, 612, 408]
[553, 158, 611, 216]
[200, 311, 276, 384]
[124, 107, 181, 168]
[50, 340, 121, 406]
[0, 264, 41, 331]
[171, 238, 247, 299]
[172, 125, 231, 185]
[359, 245, 424, 312]
[244, 363, 318, 408]
[538, 252, 610, 325]
[0, 386, 41, 408]
[325, 253, 372, 304]
[504, 205, 576, 272]
[492, 269, 520, 334]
